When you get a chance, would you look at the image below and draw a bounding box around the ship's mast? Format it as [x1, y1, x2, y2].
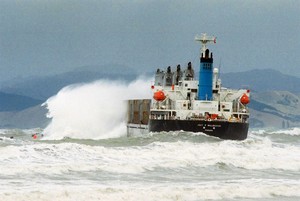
[195, 33, 216, 101]
[195, 33, 216, 55]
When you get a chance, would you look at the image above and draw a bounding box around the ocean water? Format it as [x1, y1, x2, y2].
[0, 128, 299, 201]
[1, 79, 299, 200]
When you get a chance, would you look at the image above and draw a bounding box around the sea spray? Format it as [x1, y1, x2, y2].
[43, 78, 152, 139]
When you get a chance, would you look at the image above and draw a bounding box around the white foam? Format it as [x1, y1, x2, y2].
[1, 136, 300, 179]
[270, 127, 300, 136]
[249, 129, 268, 135]
[42, 78, 152, 140]
[0, 179, 299, 201]
[1, 136, 300, 200]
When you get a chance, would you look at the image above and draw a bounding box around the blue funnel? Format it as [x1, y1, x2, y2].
[198, 49, 213, 100]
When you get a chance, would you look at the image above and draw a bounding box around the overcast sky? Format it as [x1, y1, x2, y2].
[0, 0, 299, 81]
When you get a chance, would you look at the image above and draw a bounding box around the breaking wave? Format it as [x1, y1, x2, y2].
[42, 78, 151, 140]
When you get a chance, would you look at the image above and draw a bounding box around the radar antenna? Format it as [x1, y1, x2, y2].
[195, 33, 216, 55]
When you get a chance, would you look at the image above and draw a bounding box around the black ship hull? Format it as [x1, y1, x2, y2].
[149, 119, 249, 140]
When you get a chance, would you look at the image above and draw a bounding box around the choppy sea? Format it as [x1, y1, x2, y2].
[0, 128, 299, 201]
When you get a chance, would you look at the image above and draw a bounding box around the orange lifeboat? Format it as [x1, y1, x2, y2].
[210, 114, 218, 120]
[240, 93, 250, 105]
[153, 90, 166, 101]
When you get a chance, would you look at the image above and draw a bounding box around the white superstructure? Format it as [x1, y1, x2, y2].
[150, 34, 250, 123]
[151, 67, 250, 122]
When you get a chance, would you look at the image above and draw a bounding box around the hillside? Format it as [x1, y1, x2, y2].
[221, 69, 300, 93]
[0, 92, 43, 112]
[0, 105, 49, 129]
[249, 91, 300, 128]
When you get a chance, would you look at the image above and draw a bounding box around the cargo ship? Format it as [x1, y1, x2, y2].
[127, 34, 250, 140]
